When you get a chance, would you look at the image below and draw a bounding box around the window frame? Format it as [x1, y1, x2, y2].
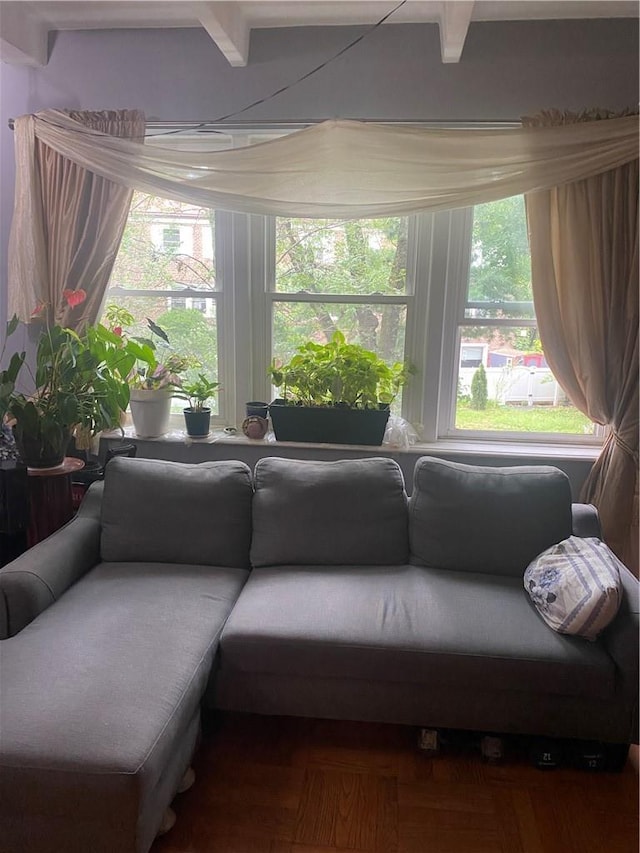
[435, 206, 601, 446]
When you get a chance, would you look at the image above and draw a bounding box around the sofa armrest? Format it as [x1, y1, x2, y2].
[600, 564, 639, 742]
[0, 482, 103, 638]
[601, 565, 640, 684]
[76, 479, 104, 521]
[571, 502, 602, 538]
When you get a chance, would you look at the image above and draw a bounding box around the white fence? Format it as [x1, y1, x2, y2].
[459, 366, 567, 406]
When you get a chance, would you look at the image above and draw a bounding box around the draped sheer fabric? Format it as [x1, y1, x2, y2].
[9, 108, 637, 322]
[12, 109, 639, 217]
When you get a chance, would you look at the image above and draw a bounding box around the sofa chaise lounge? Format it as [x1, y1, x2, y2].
[0, 455, 637, 853]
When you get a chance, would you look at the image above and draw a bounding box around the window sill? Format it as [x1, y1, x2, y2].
[103, 426, 600, 463]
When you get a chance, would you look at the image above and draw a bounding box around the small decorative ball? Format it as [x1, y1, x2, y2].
[242, 416, 268, 440]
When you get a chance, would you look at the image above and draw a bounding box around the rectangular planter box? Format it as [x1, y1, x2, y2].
[269, 400, 390, 446]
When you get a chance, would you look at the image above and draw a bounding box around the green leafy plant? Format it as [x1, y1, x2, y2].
[176, 373, 220, 412]
[108, 313, 195, 392]
[268, 331, 413, 409]
[0, 302, 132, 466]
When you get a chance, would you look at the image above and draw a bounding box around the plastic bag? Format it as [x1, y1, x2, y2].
[383, 415, 419, 450]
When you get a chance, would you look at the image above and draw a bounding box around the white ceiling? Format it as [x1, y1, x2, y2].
[1, 1, 637, 67]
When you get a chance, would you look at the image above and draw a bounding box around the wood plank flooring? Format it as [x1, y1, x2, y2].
[153, 713, 639, 853]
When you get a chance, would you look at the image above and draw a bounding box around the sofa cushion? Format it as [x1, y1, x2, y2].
[101, 457, 253, 567]
[524, 536, 623, 641]
[409, 457, 573, 576]
[220, 564, 615, 701]
[250, 457, 409, 567]
[0, 560, 249, 853]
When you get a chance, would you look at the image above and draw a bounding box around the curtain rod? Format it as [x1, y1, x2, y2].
[7, 117, 519, 131]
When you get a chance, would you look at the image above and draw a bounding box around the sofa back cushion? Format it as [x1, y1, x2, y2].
[409, 456, 573, 576]
[101, 457, 253, 567]
[250, 457, 409, 567]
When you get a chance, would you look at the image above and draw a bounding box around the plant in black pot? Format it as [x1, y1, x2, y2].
[268, 331, 413, 446]
[177, 374, 220, 437]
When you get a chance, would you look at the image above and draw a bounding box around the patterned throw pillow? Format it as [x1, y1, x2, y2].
[524, 536, 623, 641]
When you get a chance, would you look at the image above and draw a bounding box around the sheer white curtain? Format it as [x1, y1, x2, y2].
[9, 109, 637, 321]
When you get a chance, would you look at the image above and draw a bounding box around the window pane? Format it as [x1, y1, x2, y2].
[275, 218, 409, 295]
[105, 192, 220, 418]
[454, 325, 594, 435]
[272, 302, 407, 366]
[466, 196, 533, 320]
[109, 192, 216, 293]
[272, 302, 407, 412]
[101, 296, 219, 414]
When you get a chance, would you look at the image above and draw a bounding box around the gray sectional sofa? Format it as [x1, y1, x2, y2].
[1, 455, 638, 853]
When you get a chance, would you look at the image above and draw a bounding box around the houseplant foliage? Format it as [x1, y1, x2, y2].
[268, 331, 413, 445]
[0, 309, 131, 468]
[103, 308, 195, 438]
[176, 373, 220, 437]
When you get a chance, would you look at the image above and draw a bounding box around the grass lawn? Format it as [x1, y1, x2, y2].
[456, 401, 594, 434]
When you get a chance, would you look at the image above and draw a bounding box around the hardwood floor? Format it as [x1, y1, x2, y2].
[153, 713, 639, 853]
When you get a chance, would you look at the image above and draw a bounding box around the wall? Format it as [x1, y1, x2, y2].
[1, 18, 638, 330]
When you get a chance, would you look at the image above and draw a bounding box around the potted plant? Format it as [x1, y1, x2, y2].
[0, 303, 131, 468]
[121, 318, 193, 438]
[268, 331, 413, 445]
[176, 373, 220, 437]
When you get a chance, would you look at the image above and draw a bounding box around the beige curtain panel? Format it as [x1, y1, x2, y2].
[525, 115, 639, 574]
[8, 109, 145, 328]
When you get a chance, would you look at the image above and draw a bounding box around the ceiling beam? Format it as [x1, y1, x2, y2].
[196, 2, 249, 67]
[0, 2, 48, 66]
[437, 1, 474, 63]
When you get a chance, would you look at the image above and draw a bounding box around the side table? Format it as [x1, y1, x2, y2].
[27, 457, 85, 547]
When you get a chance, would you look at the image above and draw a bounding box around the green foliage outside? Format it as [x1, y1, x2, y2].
[274, 218, 408, 367]
[469, 196, 531, 304]
[466, 196, 541, 353]
[470, 364, 488, 410]
[155, 309, 218, 379]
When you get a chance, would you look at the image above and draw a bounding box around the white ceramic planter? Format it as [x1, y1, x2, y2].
[129, 388, 172, 438]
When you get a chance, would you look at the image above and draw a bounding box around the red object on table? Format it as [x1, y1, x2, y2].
[27, 457, 85, 547]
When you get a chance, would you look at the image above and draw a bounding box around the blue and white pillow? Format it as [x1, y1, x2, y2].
[524, 536, 623, 641]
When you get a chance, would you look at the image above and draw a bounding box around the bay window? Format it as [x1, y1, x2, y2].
[103, 130, 598, 449]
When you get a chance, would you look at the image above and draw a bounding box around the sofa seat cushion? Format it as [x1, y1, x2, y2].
[0, 561, 248, 853]
[220, 565, 615, 701]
